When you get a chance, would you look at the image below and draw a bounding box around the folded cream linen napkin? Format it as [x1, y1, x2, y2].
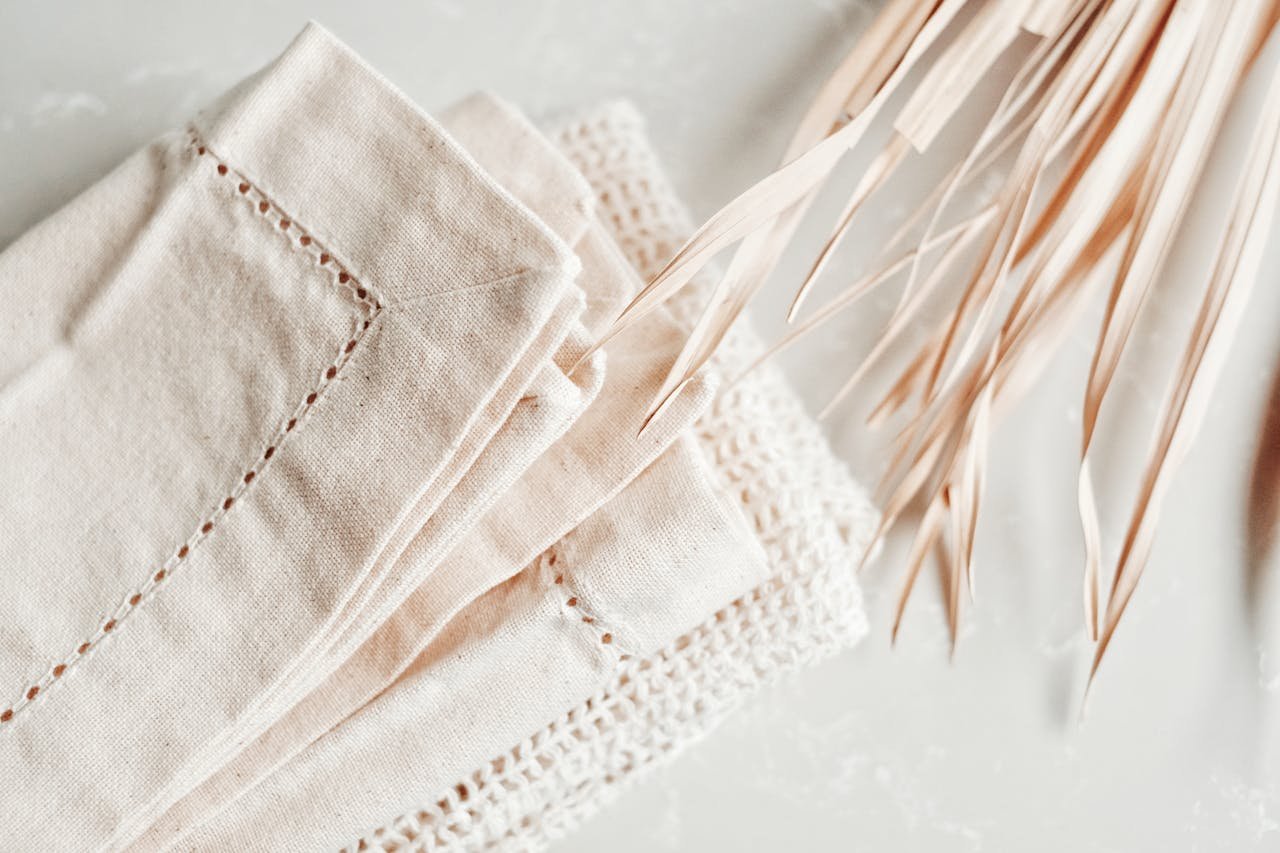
[147, 99, 878, 851]
[130, 91, 717, 852]
[343, 102, 880, 851]
[0, 22, 876, 851]
[111, 93, 619, 850]
[0, 23, 611, 851]
[333, 102, 879, 853]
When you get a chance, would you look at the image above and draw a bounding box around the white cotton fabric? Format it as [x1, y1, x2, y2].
[339, 102, 881, 852]
[155, 102, 876, 852]
[130, 92, 716, 852]
[169, 429, 774, 851]
[0, 24, 600, 851]
[0, 22, 876, 852]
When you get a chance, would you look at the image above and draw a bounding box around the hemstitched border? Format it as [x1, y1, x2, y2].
[0, 133, 383, 729]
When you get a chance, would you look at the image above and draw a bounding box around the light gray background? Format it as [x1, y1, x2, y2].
[3, 2, 1280, 850]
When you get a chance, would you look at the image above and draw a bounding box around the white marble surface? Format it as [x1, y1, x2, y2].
[4, 2, 1280, 850]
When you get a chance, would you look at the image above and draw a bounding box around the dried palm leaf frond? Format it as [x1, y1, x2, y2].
[600, 0, 1280, 690]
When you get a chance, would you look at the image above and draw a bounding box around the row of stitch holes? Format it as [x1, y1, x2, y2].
[551, 561, 613, 646]
[0, 344, 361, 726]
[1, 143, 378, 726]
[195, 145, 373, 307]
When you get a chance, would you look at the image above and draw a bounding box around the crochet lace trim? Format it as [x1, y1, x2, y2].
[349, 102, 878, 853]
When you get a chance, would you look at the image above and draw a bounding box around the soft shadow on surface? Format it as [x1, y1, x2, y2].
[1247, 360, 1280, 622]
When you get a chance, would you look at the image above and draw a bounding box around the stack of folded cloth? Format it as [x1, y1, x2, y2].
[0, 24, 877, 851]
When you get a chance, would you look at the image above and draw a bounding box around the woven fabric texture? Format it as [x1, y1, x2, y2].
[349, 101, 878, 853]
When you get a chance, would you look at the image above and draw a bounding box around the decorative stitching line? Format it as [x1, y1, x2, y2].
[541, 548, 627, 656]
[0, 133, 383, 727]
[190, 132, 383, 313]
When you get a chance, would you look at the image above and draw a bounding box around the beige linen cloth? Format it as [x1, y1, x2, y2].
[0, 24, 609, 849]
[0, 23, 876, 852]
[130, 91, 718, 851]
[329, 102, 880, 850]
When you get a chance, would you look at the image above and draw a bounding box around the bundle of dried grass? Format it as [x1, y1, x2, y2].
[591, 0, 1280, 690]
